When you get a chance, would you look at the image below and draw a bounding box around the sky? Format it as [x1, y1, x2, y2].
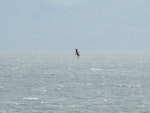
[0, 0, 150, 52]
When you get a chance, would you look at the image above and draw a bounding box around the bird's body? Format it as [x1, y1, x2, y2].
[75, 49, 80, 58]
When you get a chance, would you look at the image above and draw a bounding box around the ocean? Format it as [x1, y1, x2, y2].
[0, 51, 150, 113]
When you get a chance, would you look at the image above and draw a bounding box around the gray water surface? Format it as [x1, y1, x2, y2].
[0, 52, 150, 113]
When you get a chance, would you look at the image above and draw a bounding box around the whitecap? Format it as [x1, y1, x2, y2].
[23, 97, 39, 100]
[104, 99, 108, 102]
[135, 85, 141, 87]
[56, 84, 64, 88]
[128, 84, 141, 88]
[11, 66, 19, 70]
[138, 104, 146, 108]
[74, 83, 81, 85]
[42, 89, 47, 92]
[67, 105, 78, 108]
[86, 83, 92, 86]
[90, 68, 103, 71]
[41, 87, 47, 92]
[41, 101, 48, 104]
[0, 86, 4, 89]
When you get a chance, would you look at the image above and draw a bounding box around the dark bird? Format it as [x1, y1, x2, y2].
[75, 49, 80, 58]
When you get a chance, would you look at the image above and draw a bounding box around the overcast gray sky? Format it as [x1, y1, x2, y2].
[0, 0, 150, 52]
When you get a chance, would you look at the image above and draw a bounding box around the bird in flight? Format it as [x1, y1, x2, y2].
[75, 49, 80, 59]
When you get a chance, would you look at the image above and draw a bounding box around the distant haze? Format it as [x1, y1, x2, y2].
[0, 0, 150, 52]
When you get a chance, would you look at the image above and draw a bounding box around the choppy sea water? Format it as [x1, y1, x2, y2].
[0, 52, 150, 113]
